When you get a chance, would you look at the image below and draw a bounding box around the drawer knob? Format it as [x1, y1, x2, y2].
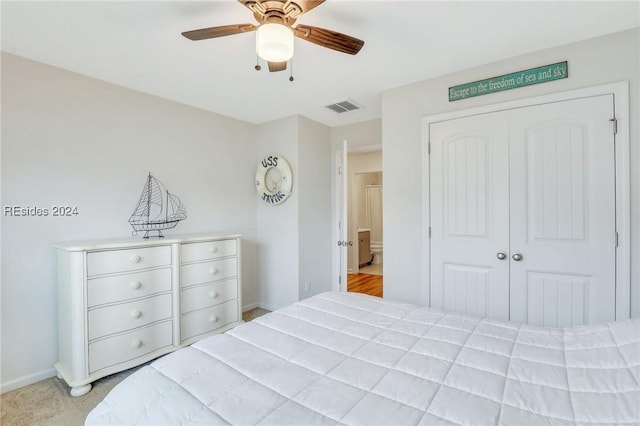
[210, 315, 219, 323]
[130, 281, 142, 290]
[131, 310, 142, 319]
[209, 267, 218, 275]
[131, 340, 142, 349]
[129, 255, 141, 263]
[209, 291, 218, 298]
[208, 246, 218, 253]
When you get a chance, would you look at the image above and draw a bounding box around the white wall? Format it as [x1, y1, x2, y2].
[381, 28, 640, 316]
[331, 119, 382, 152]
[298, 116, 332, 299]
[1, 54, 334, 392]
[255, 116, 333, 310]
[348, 151, 382, 173]
[1, 53, 259, 392]
[255, 117, 300, 311]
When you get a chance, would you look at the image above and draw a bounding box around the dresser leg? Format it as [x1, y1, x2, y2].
[70, 383, 92, 397]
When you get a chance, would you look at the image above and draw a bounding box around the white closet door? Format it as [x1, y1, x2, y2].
[430, 112, 510, 320]
[508, 95, 616, 326]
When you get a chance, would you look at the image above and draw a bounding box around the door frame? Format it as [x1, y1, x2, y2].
[334, 140, 348, 292]
[421, 81, 630, 320]
[333, 143, 383, 292]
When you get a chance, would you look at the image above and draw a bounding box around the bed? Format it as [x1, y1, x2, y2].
[86, 291, 639, 425]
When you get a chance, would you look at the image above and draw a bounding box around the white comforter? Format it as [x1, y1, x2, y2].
[86, 291, 640, 425]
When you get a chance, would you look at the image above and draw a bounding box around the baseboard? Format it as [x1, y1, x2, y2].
[242, 302, 259, 312]
[244, 301, 278, 313]
[256, 302, 277, 312]
[1, 367, 57, 394]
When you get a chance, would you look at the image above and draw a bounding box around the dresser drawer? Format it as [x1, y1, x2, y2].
[87, 246, 171, 277]
[89, 320, 173, 374]
[181, 239, 237, 263]
[180, 258, 238, 287]
[181, 279, 238, 314]
[88, 293, 172, 340]
[87, 268, 172, 307]
[181, 300, 238, 342]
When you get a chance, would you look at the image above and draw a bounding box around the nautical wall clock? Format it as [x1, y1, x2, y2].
[255, 154, 293, 205]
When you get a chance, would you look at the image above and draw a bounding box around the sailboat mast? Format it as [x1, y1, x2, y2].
[146, 172, 152, 222]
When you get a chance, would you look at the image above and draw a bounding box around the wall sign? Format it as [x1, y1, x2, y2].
[255, 154, 293, 205]
[449, 61, 568, 102]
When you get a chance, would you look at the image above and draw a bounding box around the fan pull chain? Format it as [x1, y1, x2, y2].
[289, 59, 294, 82]
[254, 54, 261, 71]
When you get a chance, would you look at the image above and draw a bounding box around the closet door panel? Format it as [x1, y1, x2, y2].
[442, 264, 494, 318]
[508, 95, 616, 326]
[430, 112, 510, 320]
[525, 273, 592, 326]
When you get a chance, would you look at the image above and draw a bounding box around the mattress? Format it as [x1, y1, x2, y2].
[86, 291, 640, 425]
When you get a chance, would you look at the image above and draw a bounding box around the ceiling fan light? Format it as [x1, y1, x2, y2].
[256, 23, 294, 62]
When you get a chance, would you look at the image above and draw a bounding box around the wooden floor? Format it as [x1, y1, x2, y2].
[348, 273, 383, 298]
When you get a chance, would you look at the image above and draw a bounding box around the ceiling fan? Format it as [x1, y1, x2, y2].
[182, 0, 365, 73]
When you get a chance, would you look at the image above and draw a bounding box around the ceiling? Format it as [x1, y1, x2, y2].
[2, 1, 639, 127]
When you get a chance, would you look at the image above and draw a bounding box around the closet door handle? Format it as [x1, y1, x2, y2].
[496, 252, 507, 260]
[512, 252, 523, 261]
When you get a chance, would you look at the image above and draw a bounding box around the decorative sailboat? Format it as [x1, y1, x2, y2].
[129, 173, 187, 238]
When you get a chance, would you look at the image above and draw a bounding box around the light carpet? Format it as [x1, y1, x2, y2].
[1, 308, 270, 426]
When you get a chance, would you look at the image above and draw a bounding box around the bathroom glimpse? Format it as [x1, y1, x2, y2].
[356, 171, 383, 275]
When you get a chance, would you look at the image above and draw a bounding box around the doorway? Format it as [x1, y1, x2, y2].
[346, 149, 383, 297]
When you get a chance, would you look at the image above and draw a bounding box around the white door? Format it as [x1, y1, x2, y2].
[430, 112, 511, 320]
[337, 140, 348, 291]
[509, 95, 616, 326]
[430, 95, 616, 326]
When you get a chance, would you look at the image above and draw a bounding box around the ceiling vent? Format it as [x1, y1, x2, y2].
[325, 99, 361, 114]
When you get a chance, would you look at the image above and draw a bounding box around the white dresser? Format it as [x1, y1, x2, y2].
[55, 233, 242, 396]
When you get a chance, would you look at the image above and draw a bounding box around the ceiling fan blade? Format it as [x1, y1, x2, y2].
[268, 61, 287, 72]
[182, 23, 257, 41]
[294, 24, 364, 55]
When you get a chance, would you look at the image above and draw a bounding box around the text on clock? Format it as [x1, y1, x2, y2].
[262, 191, 286, 204]
[261, 156, 279, 168]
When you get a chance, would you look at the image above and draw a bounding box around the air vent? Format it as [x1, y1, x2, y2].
[325, 99, 361, 114]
